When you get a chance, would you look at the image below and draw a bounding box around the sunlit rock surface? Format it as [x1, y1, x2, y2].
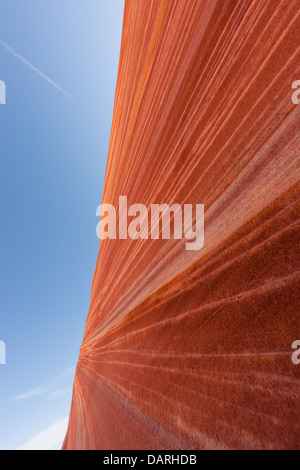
[63, 0, 300, 450]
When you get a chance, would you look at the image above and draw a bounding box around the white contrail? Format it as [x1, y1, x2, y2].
[0, 38, 74, 101]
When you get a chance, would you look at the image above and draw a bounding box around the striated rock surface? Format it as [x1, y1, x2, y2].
[63, 0, 300, 450]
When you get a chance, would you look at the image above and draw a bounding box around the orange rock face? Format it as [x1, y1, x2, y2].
[63, 0, 300, 450]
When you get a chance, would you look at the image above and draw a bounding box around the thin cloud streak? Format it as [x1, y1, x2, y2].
[47, 388, 71, 400]
[55, 365, 76, 379]
[9, 364, 75, 401]
[0, 38, 74, 101]
[18, 417, 68, 450]
[9, 387, 48, 401]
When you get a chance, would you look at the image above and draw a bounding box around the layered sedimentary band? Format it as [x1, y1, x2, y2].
[63, 0, 300, 450]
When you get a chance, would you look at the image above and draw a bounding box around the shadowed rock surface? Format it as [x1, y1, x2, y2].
[63, 0, 300, 450]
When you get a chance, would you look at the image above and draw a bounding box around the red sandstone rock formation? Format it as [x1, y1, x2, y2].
[63, 0, 300, 449]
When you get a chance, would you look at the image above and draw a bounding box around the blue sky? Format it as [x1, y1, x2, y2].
[0, 0, 124, 449]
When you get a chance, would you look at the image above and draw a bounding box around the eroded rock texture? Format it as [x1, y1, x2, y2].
[63, 0, 300, 449]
